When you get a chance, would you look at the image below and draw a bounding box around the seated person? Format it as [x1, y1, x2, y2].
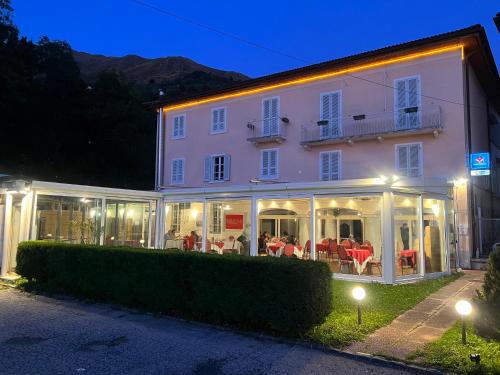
[164, 228, 176, 241]
[223, 235, 242, 254]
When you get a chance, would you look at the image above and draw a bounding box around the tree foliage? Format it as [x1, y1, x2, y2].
[0, 1, 238, 189]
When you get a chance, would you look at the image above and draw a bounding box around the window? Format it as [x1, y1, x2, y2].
[320, 91, 342, 139]
[172, 114, 186, 139]
[262, 97, 279, 136]
[261, 149, 279, 179]
[210, 202, 222, 234]
[319, 151, 341, 181]
[211, 107, 226, 134]
[171, 158, 185, 184]
[204, 154, 231, 182]
[394, 76, 421, 130]
[396, 143, 422, 177]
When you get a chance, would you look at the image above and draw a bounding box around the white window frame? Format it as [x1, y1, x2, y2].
[205, 154, 230, 183]
[211, 154, 225, 182]
[260, 148, 279, 180]
[395, 142, 423, 177]
[170, 158, 185, 185]
[172, 114, 186, 140]
[318, 150, 342, 181]
[261, 96, 280, 137]
[210, 107, 227, 134]
[319, 90, 342, 139]
[393, 75, 421, 130]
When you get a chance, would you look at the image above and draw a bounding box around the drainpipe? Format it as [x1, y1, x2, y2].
[155, 108, 164, 191]
[463, 58, 474, 268]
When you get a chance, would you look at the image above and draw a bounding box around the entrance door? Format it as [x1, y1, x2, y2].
[260, 219, 276, 238]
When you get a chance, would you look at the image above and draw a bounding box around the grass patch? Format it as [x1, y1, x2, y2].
[307, 273, 462, 348]
[410, 321, 500, 374]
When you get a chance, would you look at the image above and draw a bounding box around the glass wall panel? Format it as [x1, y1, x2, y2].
[257, 198, 310, 259]
[207, 200, 251, 255]
[448, 202, 457, 272]
[423, 198, 447, 273]
[35, 195, 101, 244]
[164, 202, 203, 251]
[394, 195, 421, 277]
[315, 196, 382, 276]
[105, 201, 150, 247]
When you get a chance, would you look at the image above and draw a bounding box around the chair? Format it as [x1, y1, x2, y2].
[337, 245, 353, 274]
[304, 240, 311, 260]
[283, 244, 295, 257]
[368, 254, 382, 276]
[400, 253, 417, 275]
[327, 239, 338, 261]
[341, 240, 352, 249]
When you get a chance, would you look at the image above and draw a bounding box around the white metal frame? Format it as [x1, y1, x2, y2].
[261, 96, 280, 137]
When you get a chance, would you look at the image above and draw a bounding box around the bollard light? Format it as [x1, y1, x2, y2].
[455, 300, 472, 344]
[352, 287, 366, 325]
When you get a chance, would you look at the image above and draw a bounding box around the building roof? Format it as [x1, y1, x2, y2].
[149, 24, 500, 111]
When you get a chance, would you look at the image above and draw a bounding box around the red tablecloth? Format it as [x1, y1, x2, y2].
[267, 242, 285, 254]
[347, 249, 372, 264]
[316, 243, 327, 252]
[400, 249, 417, 266]
[215, 241, 224, 249]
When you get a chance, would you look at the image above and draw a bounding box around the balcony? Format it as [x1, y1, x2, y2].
[246, 119, 288, 145]
[300, 105, 443, 148]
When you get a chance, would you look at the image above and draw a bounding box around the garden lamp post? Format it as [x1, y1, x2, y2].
[455, 300, 472, 344]
[352, 286, 366, 325]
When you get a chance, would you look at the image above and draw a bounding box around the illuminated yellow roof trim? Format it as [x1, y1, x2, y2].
[163, 44, 464, 112]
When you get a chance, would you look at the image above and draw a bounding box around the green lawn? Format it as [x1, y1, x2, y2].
[410, 322, 500, 374]
[307, 273, 462, 348]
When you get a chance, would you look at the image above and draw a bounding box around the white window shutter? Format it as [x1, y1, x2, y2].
[177, 159, 184, 183]
[409, 144, 421, 177]
[223, 154, 231, 181]
[396, 80, 407, 129]
[320, 94, 331, 139]
[219, 109, 225, 131]
[204, 156, 211, 182]
[261, 151, 269, 177]
[407, 77, 420, 128]
[173, 117, 179, 138]
[320, 153, 330, 181]
[330, 151, 340, 180]
[212, 110, 219, 132]
[269, 150, 277, 177]
[179, 116, 184, 137]
[263, 100, 271, 136]
[331, 92, 340, 137]
[270, 98, 279, 135]
[171, 160, 178, 184]
[397, 145, 409, 176]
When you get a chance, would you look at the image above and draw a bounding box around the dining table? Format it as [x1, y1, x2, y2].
[267, 242, 285, 257]
[346, 248, 372, 274]
[400, 249, 418, 267]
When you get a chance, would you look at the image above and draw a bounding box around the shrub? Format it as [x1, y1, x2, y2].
[483, 249, 500, 306]
[16, 241, 332, 336]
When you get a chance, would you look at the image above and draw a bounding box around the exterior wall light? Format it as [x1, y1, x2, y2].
[455, 300, 472, 344]
[378, 175, 388, 183]
[281, 117, 290, 124]
[352, 286, 366, 324]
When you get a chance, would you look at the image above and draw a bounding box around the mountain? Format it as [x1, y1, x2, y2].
[73, 51, 249, 84]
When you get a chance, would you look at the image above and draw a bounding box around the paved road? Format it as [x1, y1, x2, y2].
[0, 288, 425, 375]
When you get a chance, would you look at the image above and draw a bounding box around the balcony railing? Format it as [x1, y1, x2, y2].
[300, 105, 442, 147]
[246, 119, 287, 145]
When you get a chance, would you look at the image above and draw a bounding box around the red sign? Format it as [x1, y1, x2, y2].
[225, 214, 244, 230]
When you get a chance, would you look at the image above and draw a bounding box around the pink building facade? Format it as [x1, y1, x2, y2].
[153, 25, 500, 283]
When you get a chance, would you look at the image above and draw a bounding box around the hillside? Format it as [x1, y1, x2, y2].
[73, 51, 249, 84]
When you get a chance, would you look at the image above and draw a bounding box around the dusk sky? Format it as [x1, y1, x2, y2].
[12, 0, 500, 77]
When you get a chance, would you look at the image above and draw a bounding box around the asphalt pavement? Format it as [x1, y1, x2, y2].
[0, 288, 429, 375]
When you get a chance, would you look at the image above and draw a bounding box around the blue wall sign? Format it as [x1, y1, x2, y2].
[470, 152, 490, 176]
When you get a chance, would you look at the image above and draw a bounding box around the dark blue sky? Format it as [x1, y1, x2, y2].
[11, 0, 500, 77]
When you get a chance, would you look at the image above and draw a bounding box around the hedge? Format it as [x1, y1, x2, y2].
[16, 241, 332, 336]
